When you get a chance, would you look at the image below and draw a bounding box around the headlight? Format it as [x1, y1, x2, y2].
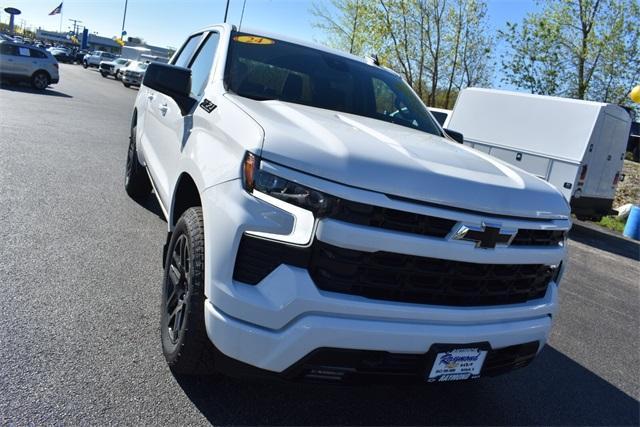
[243, 152, 337, 217]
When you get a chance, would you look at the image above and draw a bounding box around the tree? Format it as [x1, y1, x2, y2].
[311, 0, 370, 55]
[500, 0, 640, 105]
[311, 0, 493, 108]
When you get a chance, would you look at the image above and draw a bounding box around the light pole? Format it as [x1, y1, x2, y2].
[68, 18, 82, 36]
[121, 0, 128, 38]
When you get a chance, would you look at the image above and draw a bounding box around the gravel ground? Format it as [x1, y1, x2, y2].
[614, 160, 640, 208]
[0, 64, 638, 426]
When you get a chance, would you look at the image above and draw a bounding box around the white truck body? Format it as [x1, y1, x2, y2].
[448, 88, 631, 218]
[125, 25, 571, 383]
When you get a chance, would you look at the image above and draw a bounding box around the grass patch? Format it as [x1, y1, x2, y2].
[598, 215, 626, 233]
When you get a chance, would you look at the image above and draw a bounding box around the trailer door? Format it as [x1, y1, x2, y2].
[594, 113, 628, 197]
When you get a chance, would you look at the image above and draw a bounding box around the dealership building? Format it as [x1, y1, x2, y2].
[35, 30, 171, 59]
[36, 29, 121, 52]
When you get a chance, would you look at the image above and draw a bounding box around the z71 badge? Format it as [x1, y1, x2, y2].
[199, 99, 217, 113]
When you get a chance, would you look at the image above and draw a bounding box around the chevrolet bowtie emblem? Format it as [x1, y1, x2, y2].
[451, 223, 516, 249]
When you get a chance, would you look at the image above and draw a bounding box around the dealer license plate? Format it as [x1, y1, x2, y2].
[427, 348, 487, 382]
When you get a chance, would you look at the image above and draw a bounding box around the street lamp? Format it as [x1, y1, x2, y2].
[4, 7, 21, 35]
[121, 0, 128, 38]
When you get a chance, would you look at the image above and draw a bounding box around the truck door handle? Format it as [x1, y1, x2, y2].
[159, 103, 168, 115]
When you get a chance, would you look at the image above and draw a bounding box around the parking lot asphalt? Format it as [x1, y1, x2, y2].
[0, 64, 639, 426]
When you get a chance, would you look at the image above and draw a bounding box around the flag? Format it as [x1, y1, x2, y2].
[49, 2, 63, 15]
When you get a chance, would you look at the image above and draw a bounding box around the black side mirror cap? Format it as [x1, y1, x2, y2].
[444, 128, 464, 144]
[143, 62, 197, 116]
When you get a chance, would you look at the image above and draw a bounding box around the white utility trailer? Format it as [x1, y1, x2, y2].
[427, 107, 452, 128]
[447, 88, 632, 220]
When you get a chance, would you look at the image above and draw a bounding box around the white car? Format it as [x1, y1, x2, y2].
[121, 61, 148, 87]
[0, 40, 59, 90]
[125, 24, 570, 383]
[99, 57, 131, 80]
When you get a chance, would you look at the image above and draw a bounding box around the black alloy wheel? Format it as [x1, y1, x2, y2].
[160, 207, 216, 375]
[165, 234, 190, 344]
[31, 71, 49, 90]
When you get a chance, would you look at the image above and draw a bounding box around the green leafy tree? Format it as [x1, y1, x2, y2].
[311, 0, 493, 108]
[500, 0, 640, 105]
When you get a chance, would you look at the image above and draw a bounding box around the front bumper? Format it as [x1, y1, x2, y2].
[201, 176, 566, 376]
[122, 74, 143, 85]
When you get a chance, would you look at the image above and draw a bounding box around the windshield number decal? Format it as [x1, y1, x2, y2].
[234, 35, 275, 45]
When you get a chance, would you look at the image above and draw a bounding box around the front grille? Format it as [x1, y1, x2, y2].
[328, 199, 456, 238]
[100, 64, 113, 71]
[285, 342, 539, 383]
[309, 242, 554, 306]
[512, 229, 566, 246]
[233, 235, 555, 306]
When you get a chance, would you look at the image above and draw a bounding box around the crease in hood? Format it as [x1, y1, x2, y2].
[226, 94, 570, 219]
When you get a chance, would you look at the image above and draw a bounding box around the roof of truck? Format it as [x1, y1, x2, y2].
[191, 23, 379, 68]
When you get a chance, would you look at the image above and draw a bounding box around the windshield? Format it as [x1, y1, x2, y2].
[139, 63, 149, 70]
[224, 32, 442, 136]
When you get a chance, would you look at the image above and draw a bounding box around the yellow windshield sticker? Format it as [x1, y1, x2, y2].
[234, 35, 275, 45]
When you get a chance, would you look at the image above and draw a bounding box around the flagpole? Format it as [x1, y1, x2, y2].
[59, 5, 63, 33]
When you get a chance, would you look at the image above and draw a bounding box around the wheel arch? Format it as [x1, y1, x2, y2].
[170, 172, 202, 230]
[32, 69, 51, 80]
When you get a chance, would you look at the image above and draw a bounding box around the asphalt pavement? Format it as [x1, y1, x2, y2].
[0, 64, 638, 426]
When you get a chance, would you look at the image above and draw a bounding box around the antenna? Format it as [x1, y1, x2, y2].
[239, 0, 248, 31]
[223, 0, 230, 23]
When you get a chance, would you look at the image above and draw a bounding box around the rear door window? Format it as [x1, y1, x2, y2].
[0, 44, 18, 56]
[172, 34, 202, 68]
[30, 49, 47, 59]
[18, 47, 31, 57]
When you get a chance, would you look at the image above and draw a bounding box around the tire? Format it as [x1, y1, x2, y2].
[160, 207, 216, 375]
[31, 71, 49, 90]
[124, 122, 151, 199]
[83, 61, 88, 69]
[100, 71, 108, 77]
[115, 70, 121, 80]
[123, 82, 131, 88]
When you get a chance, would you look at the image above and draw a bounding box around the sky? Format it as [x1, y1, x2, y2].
[0, 0, 537, 85]
[0, 0, 536, 48]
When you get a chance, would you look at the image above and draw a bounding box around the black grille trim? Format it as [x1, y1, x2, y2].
[233, 235, 309, 285]
[511, 229, 566, 247]
[284, 342, 540, 383]
[328, 198, 563, 247]
[233, 235, 555, 306]
[309, 242, 554, 306]
[328, 199, 456, 238]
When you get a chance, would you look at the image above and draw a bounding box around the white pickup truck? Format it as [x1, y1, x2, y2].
[82, 50, 117, 68]
[125, 24, 570, 384]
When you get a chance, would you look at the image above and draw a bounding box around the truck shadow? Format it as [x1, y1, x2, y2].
[173, 345, 639, 426]
[569, 224, 640, 261]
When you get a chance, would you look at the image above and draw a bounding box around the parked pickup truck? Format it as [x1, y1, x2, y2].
[99, 58, 131, 79]
[125, 24, 571, 384]
[83, 50, 116, 68]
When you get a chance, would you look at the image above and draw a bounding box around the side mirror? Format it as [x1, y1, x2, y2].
[444, 128, 464, 144]
[143, 62, 196, 116]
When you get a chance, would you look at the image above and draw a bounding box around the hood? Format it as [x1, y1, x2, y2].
[228, 95, 569, 219]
